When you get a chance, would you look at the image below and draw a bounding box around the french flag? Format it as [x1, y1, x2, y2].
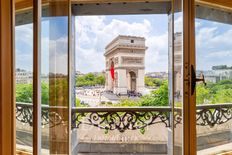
[110, 63, 114, 81]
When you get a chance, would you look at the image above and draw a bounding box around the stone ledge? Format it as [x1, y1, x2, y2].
[197, 130, 232, 150]
[77, 142, 167, 154]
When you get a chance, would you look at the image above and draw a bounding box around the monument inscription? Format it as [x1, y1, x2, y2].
[122, 57, 143, 65]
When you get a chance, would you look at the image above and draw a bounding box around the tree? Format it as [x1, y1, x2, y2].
[145, 76, 163, 87]
[196, 84, 210, 105]
[212, 89, 232, 103]
[196, 79, 232, 105]
[95, 74, 105, 85]
[76, 73, 106, 87]
[16, 82, 49, 105]
[16, 83, 33, 103]
[41, 82, 49, 104]
[140, 80, 169, 106]
[145, 77, 154, 87]
[85, 73, 95, 81]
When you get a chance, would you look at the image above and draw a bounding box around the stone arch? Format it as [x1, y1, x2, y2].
[127, 71, 137, 92]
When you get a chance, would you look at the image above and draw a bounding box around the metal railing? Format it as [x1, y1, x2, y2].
[71, 107, 177, 132]
[196, 103, 232, 127]
[16, 102, 232, 132]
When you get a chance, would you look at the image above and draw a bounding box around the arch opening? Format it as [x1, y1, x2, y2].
[128, 71, 136, 92]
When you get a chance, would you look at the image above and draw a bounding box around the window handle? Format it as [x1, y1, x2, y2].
[191, 65, 206, 95]
[196, 73, 206, 86]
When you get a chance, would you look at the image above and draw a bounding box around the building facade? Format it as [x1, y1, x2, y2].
[104, 35, 147, 95]
[197, 65, 232, 83]
[15, 68, 33, 84]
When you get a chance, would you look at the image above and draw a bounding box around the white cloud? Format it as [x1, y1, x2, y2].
[76, 46, 105, 73]
[196, 27, 217, 48]
[196, 25, 232, 50]
[210, 29, 232, 48]
[145, 32, 168, 72]
[15, 49, 33, 71]
[15, 15, 170, 73]
[195, 22, 232, 70]
[15, 24, 33, 45]
[206, 50, 232, 58]
[15, 16, 232, 74]
[48, 37, 68, 74]
[15, 24, 33, 71]
[75, 16, 169, 73]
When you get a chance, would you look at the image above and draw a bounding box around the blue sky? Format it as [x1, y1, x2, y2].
[15, 15, 232, 74]
[195, 19, 232, 70]
[75, 14, 169, 73]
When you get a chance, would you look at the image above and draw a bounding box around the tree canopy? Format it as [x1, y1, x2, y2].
[196, 79, 232, 104]
[144, 77, 163, 87]
[16, 82, 49, 105]
[139, 80, 169, 106]
[76, 73, 105, 87]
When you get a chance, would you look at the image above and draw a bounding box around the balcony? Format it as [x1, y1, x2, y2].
[15, 102, 232, 155]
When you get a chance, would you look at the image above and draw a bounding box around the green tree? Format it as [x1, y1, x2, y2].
[196, 79, 232, 105]
[145, 77, 155, 87]
[16, 83, 33, 103]
[41, 82, 49, 104]
[140, 80, 168, 106]
[212, 89, 232, 103]
[196, 84, 210, 105]
[85, 73, 95, 81]
[76, 73, 106, 87]
[144, 77, 163, 87]
[95, 74, 105, 85]
[16, 82, 49, 105]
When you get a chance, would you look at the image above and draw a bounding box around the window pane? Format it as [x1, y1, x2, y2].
[173, 0, 183, 154]
[41, 0, 69, 154]
[195, 3, 232, 154]
[15, 0, 34, 153]
[71, 2, 171, 154]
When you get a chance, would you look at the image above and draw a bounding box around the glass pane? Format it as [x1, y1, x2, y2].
[41, 0, 69, 154]
[195, 3, 232, 155]
[173, 0, 183, 154]
[71, 2, 171, 154]
[168, 12, 174, 155]
[15, 0, 34, 153]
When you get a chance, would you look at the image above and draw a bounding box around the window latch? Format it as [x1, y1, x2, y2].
[191, 65, 206, 95]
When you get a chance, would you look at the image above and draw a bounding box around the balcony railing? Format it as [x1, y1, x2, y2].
[71, 107, 179, 132]
[196, 103, 232, 127]
[16, 102, 232, 132]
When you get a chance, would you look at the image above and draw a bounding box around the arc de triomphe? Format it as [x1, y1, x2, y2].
[104, 35, 147, 95]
